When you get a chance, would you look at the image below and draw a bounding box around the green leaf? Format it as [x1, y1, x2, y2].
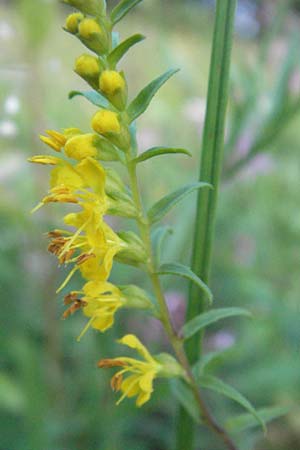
[198, 375, 265, 432]
[182, 307, 252, 340]
[108, 34, 145, 67]
[69, 90, 110, 109]
[148, 182, 211, 224]
[151, 226, 173, 268]
[157, 262, 212, 305]
[225, 406, 290, 433]
[111, 0, 143, 25]
[133, 147, 191, 164]
[170, 379, 202, 424]
[127, 69, 179, 122]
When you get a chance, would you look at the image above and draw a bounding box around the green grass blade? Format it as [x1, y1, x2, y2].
[177, 1, 237, 449]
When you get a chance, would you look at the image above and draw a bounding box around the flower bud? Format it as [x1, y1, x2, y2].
[116, 231, 148, 266]
[64, 133, 98, 160]
[91, 110, 131, 151]
[75, 54, 101, 88]
[99, 70, 127, 110]
[92, 110, 121, 134]
[62, 0, 106, 16]
[65, 12, 84, 34]
[79, 18, 101, 39]
[78, 18, 109, 55]
[119, 285, 153, 310]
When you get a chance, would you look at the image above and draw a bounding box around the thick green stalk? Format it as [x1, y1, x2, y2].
[177, 1, 237, 449]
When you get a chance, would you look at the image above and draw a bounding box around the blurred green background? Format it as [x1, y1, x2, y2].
[1, 0, 300, 449]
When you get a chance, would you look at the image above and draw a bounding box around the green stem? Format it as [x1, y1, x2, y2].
[177, 1, 237, 449]
[125, 156, 237, 450]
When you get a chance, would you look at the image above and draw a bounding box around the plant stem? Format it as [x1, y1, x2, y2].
[125, 156, 237, 450]
[177, 0, 237, 448]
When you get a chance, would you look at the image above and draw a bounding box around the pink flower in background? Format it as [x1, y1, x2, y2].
[136, 127, 161, 153]
[234, 234, 256, 267]
[183, 97, 206, 131]
[206, 330, 236, 351]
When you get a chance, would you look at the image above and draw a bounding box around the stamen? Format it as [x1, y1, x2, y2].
[56, 266, 79, 293]
[76, 253, 95, 265]
[76, 316, 96, 342]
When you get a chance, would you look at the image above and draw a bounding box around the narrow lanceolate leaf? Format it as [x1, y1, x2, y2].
[198, 375, 265, 432]
[182, 307, 252, 340]
[69, 90, 110, 109]
[157, 262, 213, 305]
[127, 69, 179, 122]
[225, 406, 290, 433]
[107, 34, 145, 67]
[133, 147, 191, 164]
[170, 379, 202, 424]
[111, 0, 143, 25]
[151, 226, 173, 268]
[148, 182, 211, 224]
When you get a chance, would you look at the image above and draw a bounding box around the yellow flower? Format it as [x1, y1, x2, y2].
[78, 222, 122, 282]
[99, 71, 126, 96]
[64, 134, 98, 160]
[54, 210, 122, 292]
[63, 281, 123, 339]
[92, 110, 121, 135]
[82, 281, 123, 331]
[98, 334, 161, 407]
[79, 18, 102, 39]
[40, 130, 67, 152]
[75, 54, 100, 78]
[31, 157, 107, 213]
[65, 12, 84, 34]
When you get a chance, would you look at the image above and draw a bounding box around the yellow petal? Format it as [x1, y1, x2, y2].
[120, 374, 140, 398]
[40, 135, 62, 152]
[83, 280, 120, 298]
[46, 130, 67, 146]
[28, 155, 61, 165]
[136, 390, 152, 407]
[75, 157, 106, 196]
[139, 370, 155, 392]
[50, 164, 84, 190]
[91, 315, 114, 332]
[118, 334, 154, 363]
[65, 134, 97, 160]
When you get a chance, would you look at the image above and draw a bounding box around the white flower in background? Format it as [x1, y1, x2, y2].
[183, 97, 206, 126]
[4, 96, 20, 115]
[0, 120, 18, 138]
[0, 21, 14, 41]
[0, 154, 24, 181]
[47, 58, 62, 73]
